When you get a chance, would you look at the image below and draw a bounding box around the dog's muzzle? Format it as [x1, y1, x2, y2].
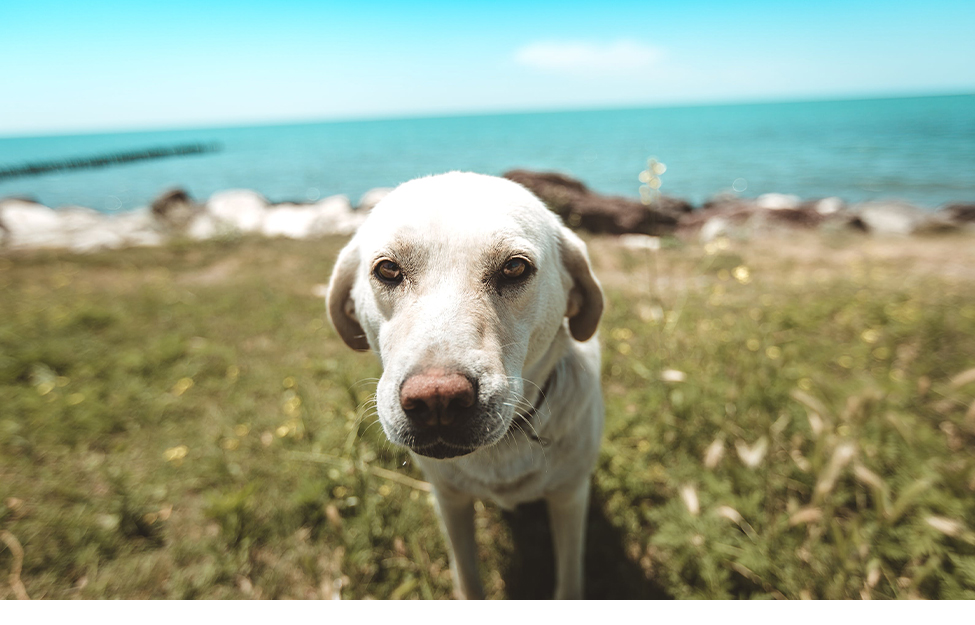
[397, 368, 498, 459]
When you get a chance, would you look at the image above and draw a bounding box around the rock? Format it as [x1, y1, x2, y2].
[942, 202, 975, 224]
[262, 204, 319, 239]
[310, 195, 364, 236]
[260, 195, 361, 239]
[756, 193, 801, 210]
[69, 222, 126, 253]
[0, 199, 70, 248]
[187, 213, 222, 240]
[854, 201, 927, 236]
[682, 196, 827, 233]
[151, 188, 201, 231]
[812, 197, 844, 215]
[108, 208, 164, 247]
[502, 169, 690, 235]
[58, 207, 105, 234]
[357, 188, 393, 213]
[206, 189, 268, 233]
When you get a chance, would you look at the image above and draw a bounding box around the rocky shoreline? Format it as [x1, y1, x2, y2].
[2, 171, 973, 253]
[0, 187, 391, 253]
[503, 169, 975, 241]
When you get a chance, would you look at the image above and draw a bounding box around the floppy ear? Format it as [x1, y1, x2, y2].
[559, 227, 604, 341]
[326, 241, 371, 351]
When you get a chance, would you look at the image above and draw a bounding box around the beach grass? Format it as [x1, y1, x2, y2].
[1, 231, 975, 599]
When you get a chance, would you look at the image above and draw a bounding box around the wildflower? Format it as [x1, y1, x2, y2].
[733, 266, 751, 284]
[861, 329, 881, 344]
[67, 393, 85, 405]
[164, 445, 188, 463]
[172, 377, 194, 396]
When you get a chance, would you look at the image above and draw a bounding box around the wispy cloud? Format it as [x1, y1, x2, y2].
[514, 40, 663, 75]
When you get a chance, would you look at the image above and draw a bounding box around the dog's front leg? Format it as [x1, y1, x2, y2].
[546, 480, 591, 600]
[432, 485, 485, 599]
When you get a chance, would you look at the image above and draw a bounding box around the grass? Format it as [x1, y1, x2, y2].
[1, 230, 974, 599]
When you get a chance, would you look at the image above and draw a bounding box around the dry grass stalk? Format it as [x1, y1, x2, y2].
[949, 367, 975, 388]
[703, 438, 725, 469]
[0, 530, 30, 600]
[735, 437, 768, 468]
[680, 485, 700, 516]
[814, 441, 857, 500]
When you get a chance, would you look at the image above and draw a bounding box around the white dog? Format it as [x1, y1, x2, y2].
[327, 172, 604, 599]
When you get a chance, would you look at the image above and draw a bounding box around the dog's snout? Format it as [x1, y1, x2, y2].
[400, 369, 476, 427]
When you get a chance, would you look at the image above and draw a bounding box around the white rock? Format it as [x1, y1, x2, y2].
[206, 189, 268, 233]
[187, 213, 221, 240]
[756, 193, 801, 210]
[69, 223, 125, 253]
[0, 199, 70, 248]
[815, 197, 844, 215]
[59, 207, 105, 233]
[357, 187, 393, 213]
[856, 201, 925, 236]
[108, 209, 164, 247]
[310, 195, 364, 236]
[262, 204, 319, 239]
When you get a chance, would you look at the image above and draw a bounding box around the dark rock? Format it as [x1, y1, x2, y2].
[942, 202, 975, 223]
[679, 194, 873, 237]
[681, 197, 823, 230]
[502, 169, 690, 235]
[151, 188, 200, 231]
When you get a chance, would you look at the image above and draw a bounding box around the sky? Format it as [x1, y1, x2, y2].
[1, 0, 973, 136]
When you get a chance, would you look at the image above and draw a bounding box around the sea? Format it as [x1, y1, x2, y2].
[1, 94, 973, 213]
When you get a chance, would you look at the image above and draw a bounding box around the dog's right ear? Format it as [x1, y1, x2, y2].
[327, 242, 371, 351]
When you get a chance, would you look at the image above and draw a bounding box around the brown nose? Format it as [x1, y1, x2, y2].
[399, 369, 476, 428]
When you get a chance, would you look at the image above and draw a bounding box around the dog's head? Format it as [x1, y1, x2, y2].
[327, 172, 602, 459]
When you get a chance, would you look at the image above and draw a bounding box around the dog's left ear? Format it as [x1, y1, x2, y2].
[326, 241, 371, 351]
[559, 227, 604, 341]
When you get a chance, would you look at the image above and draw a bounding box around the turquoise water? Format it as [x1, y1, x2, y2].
[1, 94, 973, 212]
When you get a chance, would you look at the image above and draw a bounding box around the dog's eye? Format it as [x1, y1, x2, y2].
[373, 259, 403, 284]
[501, 257, 532, 281]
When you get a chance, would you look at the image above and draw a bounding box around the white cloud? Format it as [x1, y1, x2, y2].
[514, 40, 663, 76]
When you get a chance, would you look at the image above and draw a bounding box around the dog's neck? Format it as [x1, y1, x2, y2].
[511, 323, 575, 441]
[522, 324, 572, 403]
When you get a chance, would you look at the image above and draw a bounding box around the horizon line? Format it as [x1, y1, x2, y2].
[2, 88, 973, 141]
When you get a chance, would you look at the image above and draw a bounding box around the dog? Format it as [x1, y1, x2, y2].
[326, 171, 604, 599]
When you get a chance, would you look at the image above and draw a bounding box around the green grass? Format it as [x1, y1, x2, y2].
[1, 232, 974, 599]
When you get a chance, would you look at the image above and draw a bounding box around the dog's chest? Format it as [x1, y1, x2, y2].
[415, 438, 552, 509]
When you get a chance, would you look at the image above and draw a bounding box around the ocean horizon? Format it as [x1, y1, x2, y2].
[1, 93, 973, 213]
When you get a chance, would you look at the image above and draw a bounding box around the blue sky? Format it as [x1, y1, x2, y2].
[1, 0, 973, 136]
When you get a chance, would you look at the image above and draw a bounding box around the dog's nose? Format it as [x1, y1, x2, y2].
[400, 369, 476, 428]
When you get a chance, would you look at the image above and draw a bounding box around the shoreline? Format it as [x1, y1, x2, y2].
[2, 172, 974, 254]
